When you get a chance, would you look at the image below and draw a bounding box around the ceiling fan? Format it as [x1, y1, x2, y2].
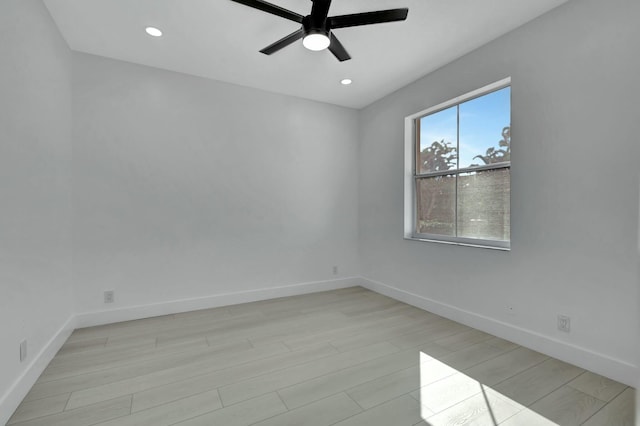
[230, 0, 409, 62]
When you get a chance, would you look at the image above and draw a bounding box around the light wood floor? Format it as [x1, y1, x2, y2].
[8, 287, 635, 426]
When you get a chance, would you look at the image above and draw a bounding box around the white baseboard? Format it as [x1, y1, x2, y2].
[0, 315, 76, 426]
[75, 277, 361, 328]
[359, 276, 638, 387]
[3, 275, 633, 425]
[1, 277, 359, 422]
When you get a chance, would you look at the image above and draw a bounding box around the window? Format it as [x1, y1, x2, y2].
[404, 78, 511, 249]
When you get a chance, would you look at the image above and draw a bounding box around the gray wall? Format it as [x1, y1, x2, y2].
[2, 0, 638, 418]
[72, 53, 360, 314]
[0, 0, 74, 411]
[359, 0, 639, 382]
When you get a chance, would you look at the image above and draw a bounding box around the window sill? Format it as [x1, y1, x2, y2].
[404, 235, 510, 251]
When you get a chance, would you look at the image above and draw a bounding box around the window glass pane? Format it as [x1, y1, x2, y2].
[416, 175, 456, 236]
[459, 87, 510, 168]
[418, 106, 457, 174]
[457, 168, 510, 241]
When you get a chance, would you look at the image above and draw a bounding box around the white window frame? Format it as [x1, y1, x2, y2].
[403, 77, 511, 250]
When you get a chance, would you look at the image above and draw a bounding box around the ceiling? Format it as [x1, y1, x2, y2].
[43, 0, 569, 109]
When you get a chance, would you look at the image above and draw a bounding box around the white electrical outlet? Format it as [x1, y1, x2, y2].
[332, 265, 338, 275]
[557, 315, 571, 332]
[104, 290, 115, 304]
[19, 339, 27, 362]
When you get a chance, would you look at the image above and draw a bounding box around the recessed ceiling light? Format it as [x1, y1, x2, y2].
[341, 79, 353, 85]
[145, 27, 163, 37]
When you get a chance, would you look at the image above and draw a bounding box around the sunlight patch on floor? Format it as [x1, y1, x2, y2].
[418, 352, 559, 425]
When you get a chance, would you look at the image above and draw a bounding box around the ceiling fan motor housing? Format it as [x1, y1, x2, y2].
[302, 14, 329, 38]
[230, 0, 408, 61]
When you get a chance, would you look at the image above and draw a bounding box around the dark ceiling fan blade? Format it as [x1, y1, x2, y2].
[328, 8, 408, 29]
[328, 33, 351, 62]
[260, 28, 305, 55]
[310, 0, 332, 23]
[230, 0, 304, 23]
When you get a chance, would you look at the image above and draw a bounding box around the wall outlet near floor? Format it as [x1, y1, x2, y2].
[104, 290, 115, 304]
[557, 315, 571, 332]
[19, 339, 27, 362]
[332, 265, 338, 275]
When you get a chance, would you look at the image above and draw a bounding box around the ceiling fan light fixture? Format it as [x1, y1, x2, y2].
[231, 0, 409, 61]
[303, 32, 330, 51]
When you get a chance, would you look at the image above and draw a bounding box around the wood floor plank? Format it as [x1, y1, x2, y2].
[252, 393, 362, 426]
[68, 315, 177, 341]
[91, 389, 222, 426]
[155, 335, 207, 348]
[411, 372, 486, 414]
[418, 357, 461, 388]
[9, 288, 634, 426]
[462, 346, 548, 386]
[172, 393, 287, 426]
[492, 358, 584, 407]
[27, 340, 284, 403]
[218, 341, 400, 406]
[131, 343, 338, 412]
[483, 336, 520, 352]
[339, 344, 452, 411]
[282, 314, 409, 351]
[39, 338, 213, 383]
[55, 337, 108, 356]
[422, 386, 521, 425]
[243, 312, 359, 348]
[567, 371, 628, 402]
[8, 396, 132, 426]
[432, 328, 494, 352]
[153, 310, 329, 345]
[527, 385, 606, 426]
[436, 341, 512, 371]
[47, 337, 157, 368]
[278, 347, 419, 409]
[332, 395, 424, 426]
[64, 341, 288, 409]
[201, 311, 349, 346]
[582, 387, 636, 426]
[386, 320, 470, 350]
[7, 393, 70, 424]
[498, 408, 563, 425]
[346, 366, 419, 410]
[339, 297, 402, 317]
[329, 317, 443, 352]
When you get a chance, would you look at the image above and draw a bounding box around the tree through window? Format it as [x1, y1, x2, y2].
[410, 82, 511, 248]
